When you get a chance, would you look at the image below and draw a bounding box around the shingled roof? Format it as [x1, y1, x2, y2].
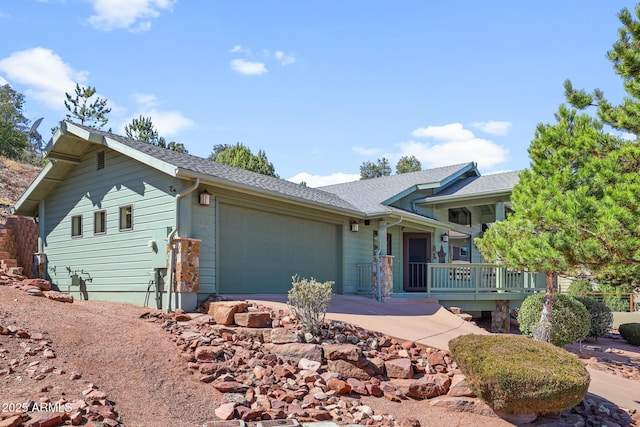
[66, 123, 361, 214]
[318, 163, 477, 215]
[419, 170, 520, 203]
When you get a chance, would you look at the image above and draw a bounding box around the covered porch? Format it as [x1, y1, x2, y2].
[356, 261, 547, 310]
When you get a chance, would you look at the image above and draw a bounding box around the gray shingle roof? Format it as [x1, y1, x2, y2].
[71, 123, 361, 213]
[318, 163, 475, 214]
[422, 170, 520, 202]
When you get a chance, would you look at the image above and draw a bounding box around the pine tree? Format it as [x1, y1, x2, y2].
[64, 84, 111, 129]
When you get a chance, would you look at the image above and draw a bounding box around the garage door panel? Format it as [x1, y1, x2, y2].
[219, 205, 338, 293]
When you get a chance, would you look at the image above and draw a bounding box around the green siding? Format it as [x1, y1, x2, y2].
[218, 203, 339, 294]
[191, 192, 216, 295]
[42, 146, 179, 303]
[342, 223, 375, 293]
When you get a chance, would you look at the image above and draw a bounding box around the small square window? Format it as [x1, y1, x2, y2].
[94, 211, 106, 234]
[71, 215, 82, 238]
[119, 205, 133, 231]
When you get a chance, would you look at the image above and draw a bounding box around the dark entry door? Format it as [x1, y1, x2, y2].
[403, 233, 431, 292]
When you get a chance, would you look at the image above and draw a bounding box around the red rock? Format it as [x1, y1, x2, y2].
[366, 383, 383, 397]
[429, 396, 497, 418]
[397, 417, 421, 427]
[262, 343, 323, 362]
[306, 408, 332, 421]
[0, 415, 23, 427]
[214, 402, 236, 420]
[43, 349, 55, 359]
[323, 343, 360, 361]
[22, 278, 51, 291]
[212, 381, 249, 393]
[208, 301, 248, 325]
[328, 378, 352, 394]
[326, 359, 371, 380]
[23, 412, 63, 427]
[347, 378, 369, 395]
[194, 345, 224, 361]
[270, 328, 300, 344]
[427, 350, 448, 368]
[174, 313, 191, 321]
[69, 410, 83, 426]
[385, 358, 413, 379]
[83, 389, 108, 404]
[234, 312, 272, 328]
[401, 341, 416, 350]
[447, 375, 476, 398]
[43, 291, 73, 303]
[390, 374, 451, 399]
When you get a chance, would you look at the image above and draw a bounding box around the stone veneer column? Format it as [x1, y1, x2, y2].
[491, 300, 510, 333]
[172, 237, 201, 293]
[372, 255, 394, 300]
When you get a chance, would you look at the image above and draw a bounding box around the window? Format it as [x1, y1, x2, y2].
[94, 210, 106, 234]
[71, 215, 82, 237]
[97, 151, 105, 170]
[119, 205, 133, 231]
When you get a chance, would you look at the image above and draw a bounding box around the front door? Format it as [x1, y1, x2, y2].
[403, 233, 431, 292]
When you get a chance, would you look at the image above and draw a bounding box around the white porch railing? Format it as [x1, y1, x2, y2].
[428, 263, 544, 296]
[355, 262, 546, 297]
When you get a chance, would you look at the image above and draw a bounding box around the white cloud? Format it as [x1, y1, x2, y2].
[121, 108, 193, 137]
[352, 146, 383, 157]
[470, 120, 512, 136]
[230, 45, 252, 56]
[406, 122, 509, 170]
[619, 131, 636, 141]
[132, 92, 158, 108]
[0, 76, 7, 86]
[87, 0, 175, 32]
[411, 122, 474, 141]
[0, 47, 87, 109]
[287, 172, 359, 188]
[398, 138, 508, 171]
[230, 59, 268, 76]
[275, 51, 296, 66]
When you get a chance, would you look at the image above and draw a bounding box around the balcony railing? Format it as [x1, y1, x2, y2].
[356, 262, 546, 298]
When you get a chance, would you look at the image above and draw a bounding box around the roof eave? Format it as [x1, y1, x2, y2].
[418, 189, 513, 205]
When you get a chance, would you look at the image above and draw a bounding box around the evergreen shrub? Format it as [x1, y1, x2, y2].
[449, 334, 590, 415]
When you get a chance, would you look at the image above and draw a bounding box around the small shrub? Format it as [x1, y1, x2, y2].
[449, 334, 590, 415]
[287, 275, 334, 335]
[518, 293, 590, 347]
[577, 297, 613, 339]
[618, 323, 640, 346]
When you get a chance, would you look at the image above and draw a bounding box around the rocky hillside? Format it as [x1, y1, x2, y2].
[0, 156, 41, 223]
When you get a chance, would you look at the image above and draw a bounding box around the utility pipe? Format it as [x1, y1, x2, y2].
[166, 178, 200, 313]
[376, 215, 403, 302]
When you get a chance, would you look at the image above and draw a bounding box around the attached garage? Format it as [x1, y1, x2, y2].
[218, 203, 341, 294]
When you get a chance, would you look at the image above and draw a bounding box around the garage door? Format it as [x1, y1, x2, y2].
[218, 204, 339, 294]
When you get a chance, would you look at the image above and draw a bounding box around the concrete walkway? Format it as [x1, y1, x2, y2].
[222, 293, 640, 413]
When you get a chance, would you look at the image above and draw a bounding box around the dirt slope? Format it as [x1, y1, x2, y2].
[0, 156, 41, 222]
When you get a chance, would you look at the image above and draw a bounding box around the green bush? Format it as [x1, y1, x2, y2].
[449, 334, 590, 415]
[577, 297, 613, 339]
[598, 283, 630, 312]
[287, 275, 334, 335]
[518, 293, 590, 346]
[618, 323, 640, 346]
[566, 279, 593, 297]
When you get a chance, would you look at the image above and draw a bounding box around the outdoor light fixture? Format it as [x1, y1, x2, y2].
[441, 232, 449, 242]
[350, 221, 359, 232]
[198, 188, 211, 207]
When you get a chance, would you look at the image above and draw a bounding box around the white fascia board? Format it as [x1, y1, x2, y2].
[101, 136, 179, 177]
[417, 190, 512, 205]
[13, 161, 55, 212]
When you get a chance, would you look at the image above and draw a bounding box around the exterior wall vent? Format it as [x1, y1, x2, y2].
[97, 151, 105, 170]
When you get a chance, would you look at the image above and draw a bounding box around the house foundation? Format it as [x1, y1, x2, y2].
[491, 300, 510, 333]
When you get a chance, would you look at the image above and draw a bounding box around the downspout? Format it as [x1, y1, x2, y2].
[166, 178, 200, 313]
[376, 216, 403, 302]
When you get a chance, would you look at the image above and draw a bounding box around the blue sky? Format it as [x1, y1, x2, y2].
[0, 1, 636, 186]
